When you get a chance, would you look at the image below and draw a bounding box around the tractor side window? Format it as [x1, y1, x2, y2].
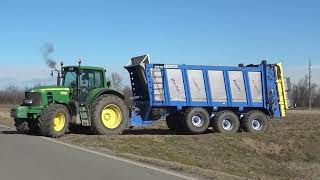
[63, 71, 77, 88]
[88, 73, 95, 88]
[80, 72, 91, 88]
[94, 71, 103, 88]
[80, 70, 103, 89]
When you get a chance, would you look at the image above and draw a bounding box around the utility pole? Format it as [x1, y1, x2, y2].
[309, 58, 312, 110]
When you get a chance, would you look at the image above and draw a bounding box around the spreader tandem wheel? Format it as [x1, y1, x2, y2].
[213, 110, 240, 133]
[182, 107, 210, 134]
[241, 110, 269, 133]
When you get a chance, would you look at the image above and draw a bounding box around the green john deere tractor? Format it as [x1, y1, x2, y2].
[11, 61, 129, 138]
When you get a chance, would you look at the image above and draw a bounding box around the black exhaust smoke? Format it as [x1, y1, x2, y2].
[41, 43, 62, 85]
[42, 43, 57, 70]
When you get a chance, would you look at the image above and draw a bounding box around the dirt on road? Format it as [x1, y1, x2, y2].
[1, 105, 320, 179]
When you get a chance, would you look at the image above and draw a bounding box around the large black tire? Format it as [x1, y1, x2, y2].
[27, 120, 40, 135]
[91, 94, 129, 135]
[15, 119, 40, 135]
[165, 112, 185, 133]
[241, 110, 269, 133]
[14, 119, 29, 134]
[213, 110, 240, 133]
[38, 104, 70, 138]
[182, 107, 210, 135]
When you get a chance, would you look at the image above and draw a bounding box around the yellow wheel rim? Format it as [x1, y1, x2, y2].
[101, 104, 122, 129]
[53, 112, 66, 132]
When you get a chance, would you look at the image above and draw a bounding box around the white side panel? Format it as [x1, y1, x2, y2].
[228, 71, 247, 102]
[187, 70, 207, 101]
[167, 69, 186, 101]
[208, 70, 227, 102]
[248, 72, 263, 102]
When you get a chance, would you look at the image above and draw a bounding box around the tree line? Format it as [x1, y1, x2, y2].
[0, 73, 319, 108]
[290, 75, 320, 107]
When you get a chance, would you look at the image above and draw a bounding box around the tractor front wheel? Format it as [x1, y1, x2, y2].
[15, 119, 29, 134]
[38, 104, 70, 138]
[15, 119, 40, 135]
[91, 94, 129, 135]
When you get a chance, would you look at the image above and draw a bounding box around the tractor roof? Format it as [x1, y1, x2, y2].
[63, 66, 105, 71]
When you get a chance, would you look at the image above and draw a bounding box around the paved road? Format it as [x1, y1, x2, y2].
[0, 126, 194, 180]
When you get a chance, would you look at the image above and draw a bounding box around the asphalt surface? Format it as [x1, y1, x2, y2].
[0, 126, 194, 180]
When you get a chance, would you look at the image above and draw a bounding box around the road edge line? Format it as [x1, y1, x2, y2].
[42, 137, 198, 180]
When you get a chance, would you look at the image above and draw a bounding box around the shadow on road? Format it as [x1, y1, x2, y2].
[0, 129, 41, 137]
[123, 129, 175, 135]
[0, 126, 213, 136]
[68, 128, 177, 135]
[122, 128, 214, 135]
[0, 130, 19, 134]
[68, 125, 180, 135]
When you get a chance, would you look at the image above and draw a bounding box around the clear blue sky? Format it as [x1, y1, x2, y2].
[0, 0, 319, 88]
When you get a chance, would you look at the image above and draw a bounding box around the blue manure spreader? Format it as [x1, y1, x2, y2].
[125, 55, 288, 134]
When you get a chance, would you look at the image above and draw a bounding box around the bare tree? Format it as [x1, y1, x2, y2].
[0, 84, 45, 105]
[110, 72, 123, 91]
[122, 85, 133, 108]
[0, 86, 25, 104]
[291, 75, 319, 107]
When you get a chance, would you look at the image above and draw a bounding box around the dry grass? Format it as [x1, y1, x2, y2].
[0, 105, 17, 127]
[1, 105, 320, 179]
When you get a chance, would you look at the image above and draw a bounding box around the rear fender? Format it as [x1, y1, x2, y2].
[87, 88, 125, 105]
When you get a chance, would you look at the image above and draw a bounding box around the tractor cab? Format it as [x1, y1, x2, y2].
[61, 65, 108, 103]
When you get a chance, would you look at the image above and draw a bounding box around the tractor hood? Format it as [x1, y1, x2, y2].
[12, 86, 72, 118]
[24, 86, 72, 105]
[29, 86, 71, 94]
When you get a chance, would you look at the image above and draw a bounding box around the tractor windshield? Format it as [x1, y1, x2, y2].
[62, 69, 77, 88]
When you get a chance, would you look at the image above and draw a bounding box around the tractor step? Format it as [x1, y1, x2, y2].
[81, 119, 90, 126]
[79, 106, 91, 126]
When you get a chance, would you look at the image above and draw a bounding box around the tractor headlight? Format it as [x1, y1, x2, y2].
[23, 99, 33, 105]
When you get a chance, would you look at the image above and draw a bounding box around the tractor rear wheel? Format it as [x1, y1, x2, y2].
[241, 110, 269, 133]
[213, 110, 240, 133]
[38, 104, 70, 138]
[182, 107, 210, 134]
[91, 94, 129, 135]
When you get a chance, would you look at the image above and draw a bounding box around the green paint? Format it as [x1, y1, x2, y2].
[12, 106, 29, 119]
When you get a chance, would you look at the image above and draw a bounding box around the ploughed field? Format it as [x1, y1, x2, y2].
[1, 104, 320, 179]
